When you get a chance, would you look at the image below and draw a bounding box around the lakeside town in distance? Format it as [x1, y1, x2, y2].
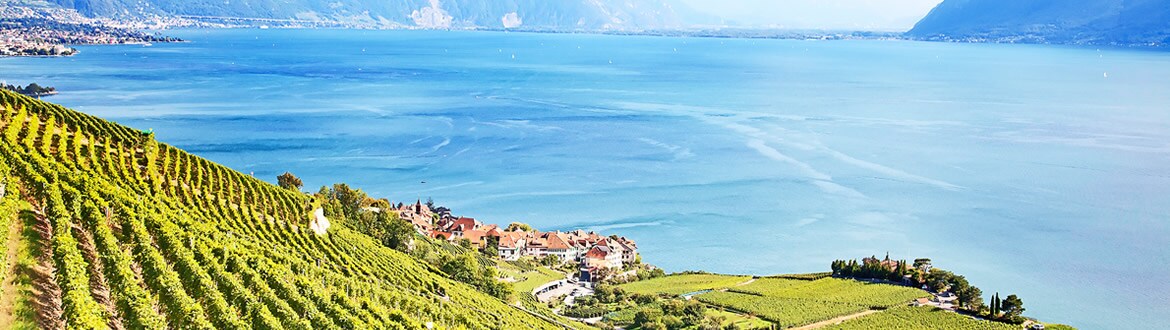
[0, 3, 183, 56]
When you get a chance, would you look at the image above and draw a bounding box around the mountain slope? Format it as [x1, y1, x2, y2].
[0, 89, 565, 329]
[43, 0, 687, 30]
[907, 0, 1170, 46]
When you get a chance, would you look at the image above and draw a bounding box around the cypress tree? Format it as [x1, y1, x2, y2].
[991, 292, 1000, 318]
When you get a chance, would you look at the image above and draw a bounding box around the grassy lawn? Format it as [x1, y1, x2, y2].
[706, 308, 772, 329]
[507, 265, 567, 293]
[617, 273, 751, 296]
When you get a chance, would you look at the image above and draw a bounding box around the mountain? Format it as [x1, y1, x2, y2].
[0, 89, 571, 329]
[907, 0, 1170, 46]
[43, 0, 689, 30]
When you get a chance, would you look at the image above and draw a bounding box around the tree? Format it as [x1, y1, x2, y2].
[506, 222, 533, 232]
[1001, 294, 1025, 318]
[633, 307, 662, 328]
[989, 292, 999, 318]
[592, 267, 615, 283]
[458, 238, 473, 250]
[347, 210, 414, 251]
[914, 258, 932, 271]
[277, 172, 303, 191]
[926, 269, 953, 292]
[540, 254, 560, 267]
[483, 236, 499, 257]
[957, 286, 983, 310]
[441, 253, 479, 283]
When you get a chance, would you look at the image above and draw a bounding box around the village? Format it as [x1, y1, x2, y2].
[390, 200, 640, 284]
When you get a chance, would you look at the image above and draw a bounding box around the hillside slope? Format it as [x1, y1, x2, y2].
[42, 0, 687, 30]
[907, 0, 1170, 46]
[0, 89, 564, 329]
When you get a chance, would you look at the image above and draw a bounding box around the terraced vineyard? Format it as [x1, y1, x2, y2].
[616, 273, 751, 296]
[0, 89, 566, 329]
[731, 278, 929, 308]
[695, 278, 930, 328]
[820, 306, 1022, 330]
[698, 291, 868, 328]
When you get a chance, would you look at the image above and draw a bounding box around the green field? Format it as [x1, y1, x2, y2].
[732, 278, 930, 308]
[697, 291, 869, 328]
[821, 306, 1024, 330]
[617, 273, 751, 296]
[692, 278, 931, 328]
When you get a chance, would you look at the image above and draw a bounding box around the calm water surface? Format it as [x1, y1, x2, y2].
[3, 29, 1168, 328]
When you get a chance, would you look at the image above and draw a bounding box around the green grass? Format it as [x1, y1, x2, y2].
[697, 291, 868, 328]
[617, 273, 751, 296]
[820, 306, 1024, 330]
[731, 277, 929, 308]
[602, 302, 648, 325]
[506, 265, 566, 294]
[706, 308, 772, 329]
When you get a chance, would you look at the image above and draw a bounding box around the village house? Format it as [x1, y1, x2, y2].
[585, 244, 622, 269]
[498, 232, 527, 260]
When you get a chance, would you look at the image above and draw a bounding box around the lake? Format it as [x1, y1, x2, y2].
[3, 29, 1168, 328]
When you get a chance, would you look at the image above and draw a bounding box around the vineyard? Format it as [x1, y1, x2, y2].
[730, 278, 930, 308]
[694, 278, 930, 328]
[697, 291, 868, 328]
[616, 273, 751, 296]
[0, 89, 566, 329]
[820, 306, 1023, 330]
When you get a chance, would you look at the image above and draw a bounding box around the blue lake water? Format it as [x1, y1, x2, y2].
[3, 29, 1169, 328]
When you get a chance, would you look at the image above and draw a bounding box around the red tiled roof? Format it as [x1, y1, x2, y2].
[462, 229, 488, 243]
[545, 233, 571, 250]
[448, 217, 479, 232]
[587, 245, 611, 258]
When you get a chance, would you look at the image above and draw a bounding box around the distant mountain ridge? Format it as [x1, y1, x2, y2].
[907, 0, 1170, 46]
[42, 0, 690, 30]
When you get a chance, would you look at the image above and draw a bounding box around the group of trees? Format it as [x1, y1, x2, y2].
[626, 299, 735, 330]
[924, 269, 984, 310]
[830, 255, 911, 282]
[588, 285, 737, 330]
[1, 82, 56, 96]
[831, 254, 1027, 324]
[989, 292, 1027, 324]
[506, 221, 533, 231]
[314, 183, 409, 243]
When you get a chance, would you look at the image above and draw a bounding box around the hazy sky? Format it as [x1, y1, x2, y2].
[679, 0, 944, 31]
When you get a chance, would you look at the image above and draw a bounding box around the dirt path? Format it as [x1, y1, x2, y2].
[25, 208, 64, 330]
[0, 209, 23, 327]
[791, 309, 880, 330]
[736, 277, 758, 286]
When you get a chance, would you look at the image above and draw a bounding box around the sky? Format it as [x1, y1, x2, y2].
[678, 0, 945, 31]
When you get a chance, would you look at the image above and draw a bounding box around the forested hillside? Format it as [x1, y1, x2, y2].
[0, 88, 565, 329]
[908, 0, 1170, 46]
